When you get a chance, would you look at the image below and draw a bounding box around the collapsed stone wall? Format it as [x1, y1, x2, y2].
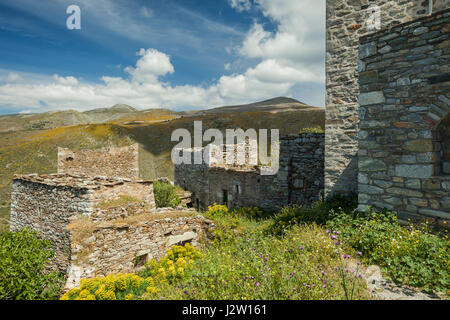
[90, 202, 149, 222]
[325, 0, 450, 197]
[174, 134, 324, 212]
[58, 144, 139, 179]
[357, 8, 450, 225]
[66, 215, 215, 289]
[91, 180, 155, 210]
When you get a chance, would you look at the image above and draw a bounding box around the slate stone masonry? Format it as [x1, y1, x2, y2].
[325, 0, 449, 198]
[357, 8, 450, 225]
[58, 144, 139, 180]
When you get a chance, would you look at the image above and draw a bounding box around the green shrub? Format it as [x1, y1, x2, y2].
[153, 181, 181, 208]
[204, 204, 241, 246]
[265, 195, 358, 236]
[327, 208, 450, 293]
[298, 126, 324, 134]
[233, 206, 269, 220]
[0, 229, 64, 300]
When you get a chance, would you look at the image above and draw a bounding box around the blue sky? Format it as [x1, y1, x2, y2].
[0, 0, 325, 114]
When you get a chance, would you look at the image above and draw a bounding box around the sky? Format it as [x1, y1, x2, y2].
[0, 0, 325, 114]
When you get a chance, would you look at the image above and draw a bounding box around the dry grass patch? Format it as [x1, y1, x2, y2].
[96, 195, 143, 209]
[66, 216, 96, 263]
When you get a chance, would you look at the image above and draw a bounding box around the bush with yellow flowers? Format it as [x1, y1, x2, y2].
[205, 204, 228, 219]
[61, 243, 203, 300]
[60, 273, 156, 300]
[233, 207, 265, 219]
[139, 243, 202, 280]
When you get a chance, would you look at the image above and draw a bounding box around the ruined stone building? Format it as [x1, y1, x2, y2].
[174, 133, 324, 212]
[10, 144, 214, 289]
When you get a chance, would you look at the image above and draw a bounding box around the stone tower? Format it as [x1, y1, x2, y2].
[325, 0, 449, 197]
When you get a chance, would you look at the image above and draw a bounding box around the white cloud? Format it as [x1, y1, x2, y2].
[239, 0, 325, 76]
[228, 0, 325, 104]
[246, 59, 321, 84]
[228, 0, 252, 12]
[6, 73, 22, 83]
[53, 74, 78, 86]
[0, 0, 325, 113]
[124, 49, 175, 83]
[0, 49, 221, 112]
[0, 45, 307, 113]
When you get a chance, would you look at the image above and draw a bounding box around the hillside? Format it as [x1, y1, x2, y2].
[0, 97, 324, 230]
[187, 97, 315, 115]
[0, 105, 180, 133]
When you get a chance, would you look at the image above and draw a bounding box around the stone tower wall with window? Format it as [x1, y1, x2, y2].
[357, 8, 450, 225]
[325, 0, 449, 197]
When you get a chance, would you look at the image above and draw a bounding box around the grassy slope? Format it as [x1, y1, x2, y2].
[0, 108, 324, 229]
[0, 108, 179, 133]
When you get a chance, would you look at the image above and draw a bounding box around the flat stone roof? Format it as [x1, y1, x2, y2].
[12, 174, 152, 189]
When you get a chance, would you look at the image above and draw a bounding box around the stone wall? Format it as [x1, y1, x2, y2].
[325, 0, 449, 197]
[357, 8, 450, 225]
[10, 177, 93, 272]
[282, 134, 325, 206]
[207, 167, 282, 211]
[66, 215, 215, 289]
[9, 174, 213, 290]
[174, 133, 324, 212]
[174, 157, 210, 210]
[58, 144, 139, 179]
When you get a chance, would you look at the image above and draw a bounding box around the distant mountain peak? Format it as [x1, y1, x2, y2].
[109, 104, 137, 112]
[257, 97, 306, 105]
[190, 96, 315, 116]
